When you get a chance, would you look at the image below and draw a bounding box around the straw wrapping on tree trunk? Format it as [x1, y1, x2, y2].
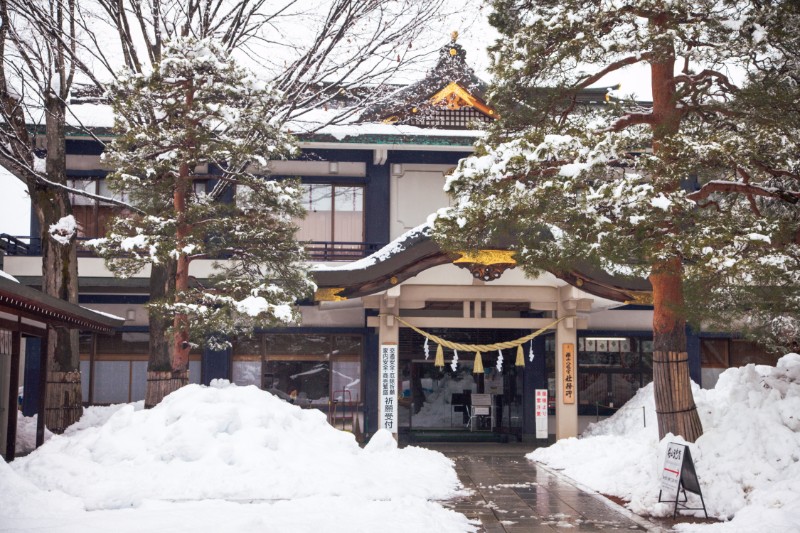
[652, 351, 703, 442]
[145, 369, 189, 409]
[44, 370, 82, 434]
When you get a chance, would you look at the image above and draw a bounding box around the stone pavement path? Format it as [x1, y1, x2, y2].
[425, 443, 654, 533]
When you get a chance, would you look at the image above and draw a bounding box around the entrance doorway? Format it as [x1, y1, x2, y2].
[398, 328, 525, 441]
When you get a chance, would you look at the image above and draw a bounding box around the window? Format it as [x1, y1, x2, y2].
[68, 179, 123, 241]
[407, 107, 493, 129]
[574, 336, 654, 415]
[261, 333, 363, 406]
[700, 339, 729, 368]
[79, 331, 201, 404]
[232, 338, 261, 387]
[295, 184, 364, 259]
[729, 339, 775, 367]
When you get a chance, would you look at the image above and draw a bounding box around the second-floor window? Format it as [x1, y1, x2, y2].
[296, 183, 364, 246]
[68, 179, 120, 240]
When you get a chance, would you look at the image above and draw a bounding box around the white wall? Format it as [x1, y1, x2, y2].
[390, 164, 453, 240]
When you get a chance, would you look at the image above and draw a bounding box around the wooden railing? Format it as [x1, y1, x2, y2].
[1, 234, 385, 263]
[304, 241, 383, 262]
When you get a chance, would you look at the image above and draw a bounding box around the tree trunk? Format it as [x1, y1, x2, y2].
[172, 160, 192, 375]
[145, 259, 183, 408]
[169, 80, 195, 386]
[646, 34, 703, 443]
[649, 258, 703, 442]
[35, 94, 81, 433]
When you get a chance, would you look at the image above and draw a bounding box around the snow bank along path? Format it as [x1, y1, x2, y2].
[530, 354, 800, 532]
[3, 380, 475, 532]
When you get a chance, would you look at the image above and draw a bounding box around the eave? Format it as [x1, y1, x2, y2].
[0, 276, 125, 333]
[311, 225, 652, 303]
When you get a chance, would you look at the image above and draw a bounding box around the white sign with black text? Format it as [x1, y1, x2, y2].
[535, 389, 548, 439]
[661, 442, 686, 494]
[379, 344, 398, 434]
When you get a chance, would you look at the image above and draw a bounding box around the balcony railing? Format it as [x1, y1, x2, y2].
[1, 235, 384, 263]
[0, 234, 31, 255]
[304, 241, 384, 262]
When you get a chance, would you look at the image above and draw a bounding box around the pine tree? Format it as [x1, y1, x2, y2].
[434, 1, 800, 442]
[91, 37, 313, 403]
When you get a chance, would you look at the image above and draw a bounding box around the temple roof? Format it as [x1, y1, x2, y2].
[312, 223, 652, 303]
[0, 274, 124, 333]
[359, 35, 495, 127]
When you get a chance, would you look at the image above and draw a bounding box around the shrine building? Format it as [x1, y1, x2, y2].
[1, 36, 775, 443]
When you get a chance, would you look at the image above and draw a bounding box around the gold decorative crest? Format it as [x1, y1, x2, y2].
[454, 250, 517, 266]
[453, 250, 517, 282]
[624, 291, 653, 305]
[314, 287, 347, 302]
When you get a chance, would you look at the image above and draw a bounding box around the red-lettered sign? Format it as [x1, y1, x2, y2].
[535, 389, 548, 439]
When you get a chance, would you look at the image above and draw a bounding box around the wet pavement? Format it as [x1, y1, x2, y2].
[423, 443, 660, 533]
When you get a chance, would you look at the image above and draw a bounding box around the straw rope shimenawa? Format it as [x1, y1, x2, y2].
[380, 314, 567, 367]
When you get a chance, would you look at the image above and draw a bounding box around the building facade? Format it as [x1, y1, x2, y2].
[1, 39, 774, 442]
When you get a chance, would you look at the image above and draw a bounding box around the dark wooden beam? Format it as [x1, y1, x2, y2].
[5, 320, 21, 461]
[36, 328, 49, 448]
[0, 315, 47, 336]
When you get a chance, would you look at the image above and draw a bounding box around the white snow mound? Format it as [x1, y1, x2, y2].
[529, 354, 800, 532]
[11, 381, 462, 511]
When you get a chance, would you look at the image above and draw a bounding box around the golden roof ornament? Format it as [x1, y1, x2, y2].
[453, 250, 517, 281]
[449, 30, 459, 56]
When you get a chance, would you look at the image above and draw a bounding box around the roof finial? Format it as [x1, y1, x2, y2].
[451, 30, 459, 43]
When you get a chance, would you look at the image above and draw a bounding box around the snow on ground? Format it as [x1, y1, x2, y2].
[3, 381, 475, 533]
[14, 415, 53, 455]
[530, 354, 800, 532]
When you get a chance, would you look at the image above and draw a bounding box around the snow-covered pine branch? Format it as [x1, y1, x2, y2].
[91, 37, 313, 353]
[434, 0, 800, 440]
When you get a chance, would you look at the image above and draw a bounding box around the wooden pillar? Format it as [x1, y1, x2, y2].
[378, 289, 400, 439]
[4, 320, 21, 461]
[88, 332, 97, 405]
[555, 287, 578, 440]
[36, 327, 49, 448]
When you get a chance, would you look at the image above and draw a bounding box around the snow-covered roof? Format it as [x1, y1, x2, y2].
[0, 275, 124, 332]
[311, 222, 651, 302]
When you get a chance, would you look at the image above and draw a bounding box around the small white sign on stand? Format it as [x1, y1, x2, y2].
[661, 442, 684, 494]
[535, 389, 548, 439]
[379, 344, 398, 433]
[658, 442, 708, 518]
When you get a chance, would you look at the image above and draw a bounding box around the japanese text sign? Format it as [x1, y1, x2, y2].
[535, 388, 548, 439]
[379, 344, 398, 433]
[562, 343, 575, 404]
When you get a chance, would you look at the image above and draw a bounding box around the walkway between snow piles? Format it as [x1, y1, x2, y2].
[422, 442, 661, 533]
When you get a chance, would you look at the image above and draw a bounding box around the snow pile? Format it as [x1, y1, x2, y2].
[530, 354, 800, 532]
[15, 415, 53, 455]
[0, 459, 83, 520]
[10, 381, 464, 510]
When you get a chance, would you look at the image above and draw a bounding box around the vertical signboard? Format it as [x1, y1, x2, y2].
[659, 442, 708, 518]
[561, 343, 576, 404]
[535, 389, 548, 439]
[379, 344, 398, 433]
[661, 442, 685, 495]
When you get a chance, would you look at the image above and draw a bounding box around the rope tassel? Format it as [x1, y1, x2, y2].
[434, 344, 444, 368]
[473, 352, 484, 374]
[516, 344, 525, 366]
